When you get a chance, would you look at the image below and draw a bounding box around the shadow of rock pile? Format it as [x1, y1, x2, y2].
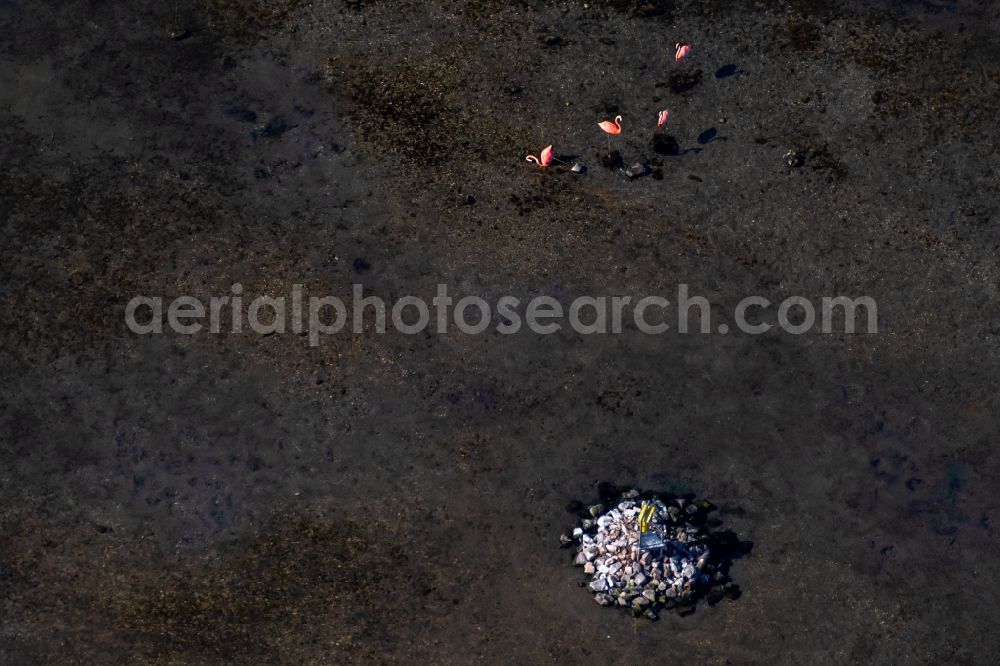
[562, 483, 751, 620]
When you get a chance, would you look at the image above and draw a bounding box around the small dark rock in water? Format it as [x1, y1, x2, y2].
[226, 106, 258, 123]
[785, 150, 806, 167]
[353, 257, 371, 273]
[598, 36, 615, 46]
[626, 162, 650, 179]
[261, 116, 290, 138]
[463, 194, 476, 205]
[652, 167, 664, 180]
[652, 134, 680, 156]
[253, 167, 269, 179]
[601, 151, 623, 169]
[544, 35, 562, 47]
[169, 28, 191, 41]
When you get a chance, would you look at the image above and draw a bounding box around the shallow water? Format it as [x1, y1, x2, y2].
[1, 0, 999, 662]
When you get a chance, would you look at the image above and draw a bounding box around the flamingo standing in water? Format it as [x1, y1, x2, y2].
[526, 144, 554, 167]
[657, 109, 670, 129]
[675, 43, 691, 61]
[597, 115, 622, 152]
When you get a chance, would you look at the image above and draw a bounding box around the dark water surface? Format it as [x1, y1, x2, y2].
[1, 0, 999, 662]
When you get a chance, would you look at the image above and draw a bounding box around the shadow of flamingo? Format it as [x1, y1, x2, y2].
[652, 133, 703, 157]
[715, 63, 749, 79]
[698, 127, 728, 145]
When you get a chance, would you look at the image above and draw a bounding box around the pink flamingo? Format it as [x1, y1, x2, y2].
[597, 115, 622, 152]
[657, 109, 670, 129]
[675, 43, 691, 62]
[526, 144, 554, 167]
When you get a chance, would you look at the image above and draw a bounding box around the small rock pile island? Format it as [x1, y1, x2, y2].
[563, 488, 748, 620]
